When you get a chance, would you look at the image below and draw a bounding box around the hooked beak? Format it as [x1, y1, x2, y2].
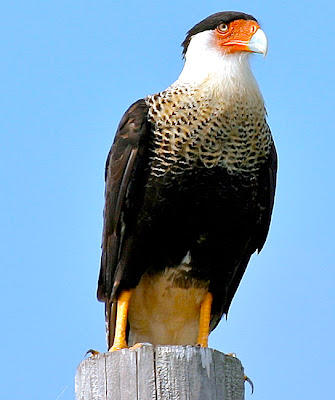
[247, 28, 268, 56]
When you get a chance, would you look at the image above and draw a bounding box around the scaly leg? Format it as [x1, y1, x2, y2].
[197, 292, 213, 347]
[109, 290, 133, 352]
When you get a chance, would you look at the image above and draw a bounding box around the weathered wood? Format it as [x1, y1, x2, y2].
[75, 345, 246, 400]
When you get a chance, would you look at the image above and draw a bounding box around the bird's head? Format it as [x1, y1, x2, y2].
[177, 12, 268, 92]
[182, 12, 267, 58]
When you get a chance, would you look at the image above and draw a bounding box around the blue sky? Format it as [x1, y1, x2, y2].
[1, 1, 334, 399]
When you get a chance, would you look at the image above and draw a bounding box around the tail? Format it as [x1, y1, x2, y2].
[105, 300, 117, 350]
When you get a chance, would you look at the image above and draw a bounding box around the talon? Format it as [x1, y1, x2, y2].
[85, 349, 100, 357]
[244, 374, 254, 394]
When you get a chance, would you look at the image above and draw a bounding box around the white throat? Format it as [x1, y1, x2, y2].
[174, 30, 261, 99]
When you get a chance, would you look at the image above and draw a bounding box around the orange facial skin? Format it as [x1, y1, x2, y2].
[214, 19, 261, 54]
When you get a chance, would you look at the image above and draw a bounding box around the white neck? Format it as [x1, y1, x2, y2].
[174, 30, 262, 99]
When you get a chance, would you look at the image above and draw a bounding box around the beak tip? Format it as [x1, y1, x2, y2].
[248, 28, 268, 56]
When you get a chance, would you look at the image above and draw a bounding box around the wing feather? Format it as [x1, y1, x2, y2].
[210, 142, 278, 330]
[97, 99, 150, 303]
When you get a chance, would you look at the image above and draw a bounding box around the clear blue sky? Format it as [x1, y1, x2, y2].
[1, 1, 334, 399]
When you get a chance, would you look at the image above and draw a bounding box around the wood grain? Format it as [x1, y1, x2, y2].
[75, 345, 245, 400]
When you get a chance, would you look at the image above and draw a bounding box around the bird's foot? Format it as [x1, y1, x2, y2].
[225, 353, 254, 393]
[109, 340, 128, 352]
[129, 342, 145, 350]
[85, 349, 100, 357]
[109, 342, 149, 352]
[244, 375, 254, 394]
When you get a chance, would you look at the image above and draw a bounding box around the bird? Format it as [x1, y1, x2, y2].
[97, 11, 277, 352]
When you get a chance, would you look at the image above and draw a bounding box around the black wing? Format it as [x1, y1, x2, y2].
[97, 99, 150, 303]
[210, 143, 277, 330]
[254, 142, 278, 252]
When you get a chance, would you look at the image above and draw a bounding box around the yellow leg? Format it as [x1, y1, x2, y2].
[197, 292, 213, 347]
[109, 290, 133, 352]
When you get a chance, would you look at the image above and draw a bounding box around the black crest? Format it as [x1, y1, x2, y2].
[181, 11, 258, 57]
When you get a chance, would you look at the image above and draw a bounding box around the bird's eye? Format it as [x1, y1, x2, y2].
[217, 23, 229, 33]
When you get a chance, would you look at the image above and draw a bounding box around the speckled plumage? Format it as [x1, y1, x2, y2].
[146, 84, 273, 177]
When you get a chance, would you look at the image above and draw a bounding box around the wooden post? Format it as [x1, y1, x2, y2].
[75, 345, 246, 400]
